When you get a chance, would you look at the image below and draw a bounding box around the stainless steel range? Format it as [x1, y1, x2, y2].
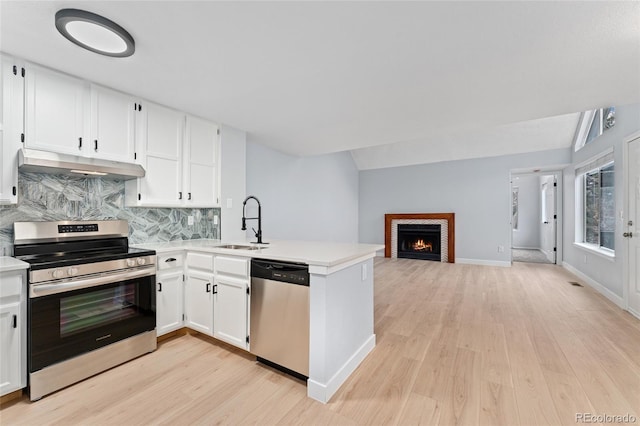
[13, 220, 157, 401]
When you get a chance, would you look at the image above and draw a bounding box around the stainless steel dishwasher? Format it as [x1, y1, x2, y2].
[250, 258, 309, 378]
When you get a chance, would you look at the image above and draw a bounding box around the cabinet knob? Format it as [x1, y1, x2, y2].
[179, 192, 183, 200]
[158, 282, 162, 292]
[78, 137, 83, 149]
[94, 140, 98, 151]
[206, 283, 211, 293]
[188, 192, 192, 200]
[623, 232, 633, 238]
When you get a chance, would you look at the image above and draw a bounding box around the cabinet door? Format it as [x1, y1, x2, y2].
[213, 275, 248, 349]
[0, 56, 23, 205]
[90, 85, 136, 163]
[139, 102, 183, 206]
[185, 116, 219, 207]
[0, 302, 22, 395]
[156, 270, 184, 337]
[24, 63, 86, 155]
[184, 270, 214, 336]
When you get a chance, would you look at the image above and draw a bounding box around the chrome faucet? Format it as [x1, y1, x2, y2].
[241, 195, 266, 244]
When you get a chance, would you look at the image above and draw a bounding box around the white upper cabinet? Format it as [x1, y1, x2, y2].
[0, 55, 23, 205]
[125, 107, 220, 208]
[125, 101, 184, 207]
[24, 63, 86, 156]
[89, 84, 136, 163]
[184, 115, 219, 207]
[23, 64, 136, 163]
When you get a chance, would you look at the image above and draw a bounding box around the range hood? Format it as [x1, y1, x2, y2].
[18, 148, 145, 180]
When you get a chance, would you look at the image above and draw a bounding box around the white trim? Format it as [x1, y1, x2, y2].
[307, 334, 376, 404]
[574, 109, 598, 152]
[572, 242, 615, 262]
[623, 131, 640, 314]
[574, 146, 614, 172]
[512, 246, 543, 250]
[455, 258, 511, 267]
[562, 262, 624, 308]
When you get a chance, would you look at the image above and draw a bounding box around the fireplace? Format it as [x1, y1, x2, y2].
[397, 224, 441, 261]
[385, 213, 455, 263]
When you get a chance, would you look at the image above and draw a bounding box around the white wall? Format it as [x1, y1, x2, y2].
[245, 142, 359, 243]
[359, 148, 571, 265]
[511, 174, 541, 249]
[219, 125, 246, 241]
[563, 103, 640, 301]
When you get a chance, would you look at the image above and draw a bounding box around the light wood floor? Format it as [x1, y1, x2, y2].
[2, 258, 639, 425]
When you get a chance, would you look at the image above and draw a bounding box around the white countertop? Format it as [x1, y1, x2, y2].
[134, 239, 384, 268]
[0, 256, 29, 273]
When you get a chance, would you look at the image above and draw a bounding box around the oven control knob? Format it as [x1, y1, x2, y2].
[126, 258, 136, 267]
[136, 257, 146, 266]
[67, 267, 79, 276]
[52, 269, 64, 279]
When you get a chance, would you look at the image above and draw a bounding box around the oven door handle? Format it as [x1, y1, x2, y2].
[30, 267, 156, 298]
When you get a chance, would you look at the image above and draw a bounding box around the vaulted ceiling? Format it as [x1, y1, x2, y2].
[1, 1, 639, 169]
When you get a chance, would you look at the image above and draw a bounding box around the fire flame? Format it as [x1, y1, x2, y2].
[413, 239, 433, 252]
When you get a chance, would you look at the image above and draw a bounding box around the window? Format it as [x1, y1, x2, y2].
[574, 107, 616, 151]
[575, 152, 615, 253]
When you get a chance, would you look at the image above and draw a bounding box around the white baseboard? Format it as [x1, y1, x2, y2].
[307, 334, 376, 404]
[456, 258, 511, 267]
[562, 262, 624, 309]
[629, 307, 640, 321]
[512, 246, 542, 250]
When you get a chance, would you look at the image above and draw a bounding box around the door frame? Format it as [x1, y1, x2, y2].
[623, 130, 640, 319]
[509, 169, 564, 265]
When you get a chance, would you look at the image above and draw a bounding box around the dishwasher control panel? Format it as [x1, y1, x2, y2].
[251, 259, 309, 286]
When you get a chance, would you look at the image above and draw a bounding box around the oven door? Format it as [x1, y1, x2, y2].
[29, 269, 156, 372]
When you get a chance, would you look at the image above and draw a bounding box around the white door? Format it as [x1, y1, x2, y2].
[90, 85, 136, 163]
[24, 63, 86, 155]
[0, 302, 21, 395]
[627, 136, 640, 316]
[0, 55, 23, 205]
[540, 176, 557, 263]
[139, 102, 183, 206]
[184, 270, 214, 336]
[156, 270, 184, 337]
[214, 275, 248, 349]
[184, 116, 219, 206]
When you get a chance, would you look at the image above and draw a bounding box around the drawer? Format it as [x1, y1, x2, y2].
[214, 256, 249, 277]
[0, 271, 24, 299]
[157, 253, 184, 270]
[186, 252, 215, 271]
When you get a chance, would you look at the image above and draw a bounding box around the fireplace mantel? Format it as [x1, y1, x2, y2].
[385, 213, 455, 263]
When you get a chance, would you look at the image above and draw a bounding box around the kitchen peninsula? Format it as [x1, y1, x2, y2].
[136, 239, 383, 403]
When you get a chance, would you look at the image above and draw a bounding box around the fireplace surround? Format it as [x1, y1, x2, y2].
[385, 213, 455, 263]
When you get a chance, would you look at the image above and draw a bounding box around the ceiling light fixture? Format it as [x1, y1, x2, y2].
[55, 9, 135, 57]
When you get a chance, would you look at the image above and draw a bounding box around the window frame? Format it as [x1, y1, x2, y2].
[574, 150, 615, 258]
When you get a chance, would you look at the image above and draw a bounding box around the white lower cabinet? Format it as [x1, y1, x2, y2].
[185, 269, 214, 336]
[156, 269, 184, 336]
[214, 255, 250, 350]
[156, 251, 250, 351]
[0, 269, 26, 396]
[214, 275, 249, 349]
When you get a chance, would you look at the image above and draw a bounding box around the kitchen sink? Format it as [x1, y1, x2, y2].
[216, 244, 264, 250]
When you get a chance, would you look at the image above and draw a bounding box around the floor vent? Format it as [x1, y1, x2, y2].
[569, 281, 583, 287]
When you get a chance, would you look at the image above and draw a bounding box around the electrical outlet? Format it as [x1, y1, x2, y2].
[188, 215, 194, 226]
[498, 245, 504, 253]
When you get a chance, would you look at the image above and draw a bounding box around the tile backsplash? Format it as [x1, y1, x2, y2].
[0, 172, 220, 255]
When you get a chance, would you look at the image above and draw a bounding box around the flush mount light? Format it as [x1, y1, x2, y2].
[55, 9, 135, 57]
